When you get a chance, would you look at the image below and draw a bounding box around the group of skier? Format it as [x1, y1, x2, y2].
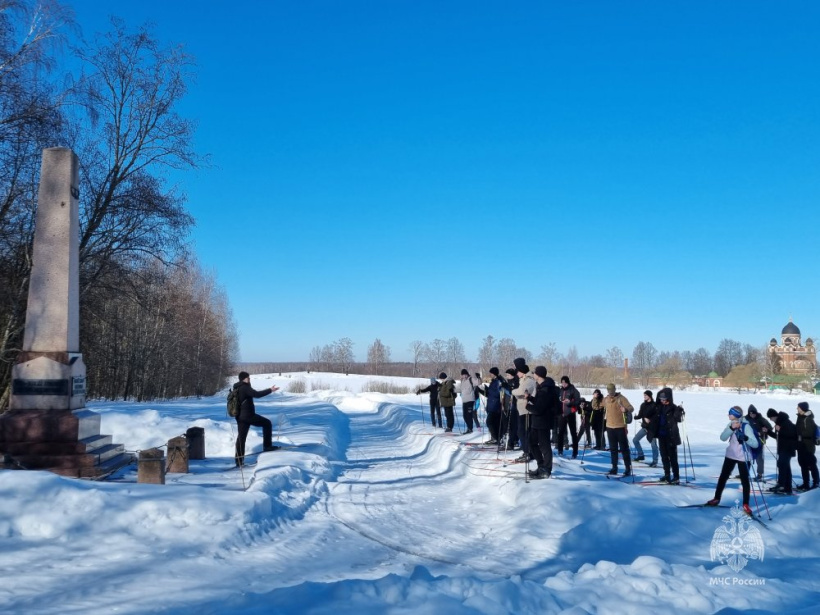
[415, 361, 820, 496]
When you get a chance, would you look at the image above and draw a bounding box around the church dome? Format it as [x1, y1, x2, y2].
[770, 338, 777, 346]
[782, 321, 800, 336]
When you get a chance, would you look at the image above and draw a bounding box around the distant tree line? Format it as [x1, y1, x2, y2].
[271, 335, 809, 392]
[0, 3, 237, 407]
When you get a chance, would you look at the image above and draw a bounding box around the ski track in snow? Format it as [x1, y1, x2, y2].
[2, 376, 820, 614]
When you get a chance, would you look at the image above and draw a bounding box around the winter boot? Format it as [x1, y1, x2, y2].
[705, 498, 720, 507]
[659, 475, 671, 483]
[622, 468, 632, 477]
[635, 455, 645, 462]
[742, 504, 753, 516]
[606, 468, 618, 476]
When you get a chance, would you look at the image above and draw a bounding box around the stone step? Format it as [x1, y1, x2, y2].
[1, 434, 114, 456]
[81, 434, 113, 453]
[91, 443, 125, 464]
[76, 452, 135, 478]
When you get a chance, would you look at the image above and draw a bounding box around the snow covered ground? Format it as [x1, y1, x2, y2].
[1, 372, 819, 614]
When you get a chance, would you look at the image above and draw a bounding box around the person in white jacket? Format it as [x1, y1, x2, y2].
[705, 406, 759, 515]
[458, 369, 478, 434]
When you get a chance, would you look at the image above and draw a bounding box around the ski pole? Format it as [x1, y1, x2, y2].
[681, 407, 696, 480]
[764, 439, 779, 484]
[681, 416, 690, 485]
[742, 435, 771, 520]
[580, 414, 588, 465]
[229, 419, 246, 490]
[524, 412, 530, 484]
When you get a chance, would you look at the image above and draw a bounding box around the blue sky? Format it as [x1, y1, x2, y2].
[66, 1, 820, 362]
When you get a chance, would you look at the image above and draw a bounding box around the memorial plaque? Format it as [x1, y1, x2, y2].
[12, 379, 70, 396]
[72, 376, 86, 396]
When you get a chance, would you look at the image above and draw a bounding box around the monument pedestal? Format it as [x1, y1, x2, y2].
[0, 408, 131, 478]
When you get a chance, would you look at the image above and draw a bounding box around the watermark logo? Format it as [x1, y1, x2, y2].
[710, 501, 764, 573]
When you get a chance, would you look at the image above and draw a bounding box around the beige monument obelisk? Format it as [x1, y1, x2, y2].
[0, 148, 128, 476]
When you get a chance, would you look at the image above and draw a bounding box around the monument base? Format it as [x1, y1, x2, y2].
[0, 408, 132, 478]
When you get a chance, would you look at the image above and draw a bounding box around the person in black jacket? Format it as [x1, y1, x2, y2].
[524, 366, 559, 478]
[558, 376, 580, 459]
[478, 368, 504, 444]
[766, 408, 798, 494]
[632, 390, 659, 467]
[590, 389, 606, 449]
[746, 405, 772, 481]
[503, 368, 519, 449]
[655, 387, 683, 484]
[417, 378, 442, 428]
[795, 402, 819, 491]
[234, 371, 280, 466]
[579, 397, 593, 448]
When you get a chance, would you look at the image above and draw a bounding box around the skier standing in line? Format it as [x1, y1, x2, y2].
[558, 375, 580, 459]
[524, 366, 560, 479]
[745, 405, 772, 481]
[603, 383, 634, 477]
[479, 367, 504, 444]
[766, 408, 798, 494]
[417, 377, 442, 428]
[705, 406, 757, 515]
[633, 390, 659, 467]
[591, 389, 606, 450]
[655, 387, 684, 484]
[795, 402, 819, 491]
[512, 358, 536, 462]
[437, 373, 457, 433]
[504, 368, 520, 449]
[458, 369, 478, 434]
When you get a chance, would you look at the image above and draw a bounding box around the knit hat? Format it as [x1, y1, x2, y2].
[460, 369, 469, 376]
[505, 368, 516, 376]
[238, 371, 250, 381]
[766, 408, 778, 419]
[534, 366, 547, 379]
[728, 407, 743, 419]
[516, 363, 530, 374]
[560, 375, 570, 385]
[606, 383, 616, 395]
[489, 367, 500, 377]
[513, 357, 527, 372]
[438, 372, 447, 379]
[644, 390, 653, 399]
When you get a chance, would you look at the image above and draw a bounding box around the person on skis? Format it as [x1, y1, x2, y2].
[706, 406, 758, 515]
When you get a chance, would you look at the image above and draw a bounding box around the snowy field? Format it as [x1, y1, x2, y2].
[1, 372, 819, 614]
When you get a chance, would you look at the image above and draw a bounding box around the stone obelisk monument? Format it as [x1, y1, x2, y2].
[0, 148, 128, 477]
